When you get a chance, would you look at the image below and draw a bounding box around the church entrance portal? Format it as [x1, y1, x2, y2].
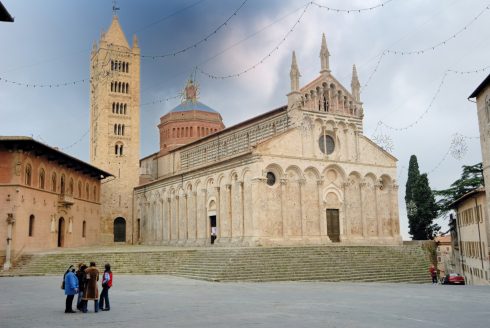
[326, 209, 340, 242]
[209, 215, 217, 244]
[114, 217, 126, 242]
[58, 217, 65, 247]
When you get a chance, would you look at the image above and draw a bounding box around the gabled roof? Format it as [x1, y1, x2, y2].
[0, 136, 113, 180]
[449, 187, 485, 209]
[103, 16, 129, 48]
[468, 73, 490, 99]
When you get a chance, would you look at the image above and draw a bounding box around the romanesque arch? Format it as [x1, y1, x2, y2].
[114, 217, 126, 242]
[346, 171, 362, 236]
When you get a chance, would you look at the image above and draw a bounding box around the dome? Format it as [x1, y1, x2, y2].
[169, 100, 218, 114]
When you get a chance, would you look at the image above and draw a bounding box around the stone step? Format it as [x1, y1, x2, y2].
[2, 245, 432, 283]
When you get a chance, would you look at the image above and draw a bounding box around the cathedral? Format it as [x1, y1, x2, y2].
[91, 16, 401, 246]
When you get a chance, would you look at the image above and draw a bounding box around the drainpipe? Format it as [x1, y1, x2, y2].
[3, 213, 16, 270]
[454, 212, 465, 276]
[474, 196, 485, 272]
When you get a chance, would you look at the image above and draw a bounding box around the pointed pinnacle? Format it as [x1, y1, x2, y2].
[352, 64, 359, 81]
[292, 51, 298, 68]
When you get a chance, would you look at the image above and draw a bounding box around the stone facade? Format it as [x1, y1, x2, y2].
[0, 137, 111, 269]
[89, 16, 140, 244]
[135, 35, 402, 246]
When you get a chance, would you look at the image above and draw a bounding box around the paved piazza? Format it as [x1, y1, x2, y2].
[0, 275, 488, 328]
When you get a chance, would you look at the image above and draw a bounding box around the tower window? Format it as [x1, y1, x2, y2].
[51, 172, 57, 192]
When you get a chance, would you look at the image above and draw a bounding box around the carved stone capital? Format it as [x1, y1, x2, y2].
[280, 178, 288, 185]
[192, 191, 197, 196]
[317, 180, 324, 186]
[225, 184, 232, 191]
[298, 179, 306, 186]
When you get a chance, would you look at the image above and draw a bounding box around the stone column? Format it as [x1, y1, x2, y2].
[342, 182, 350, 239]
[184, 194, 189, 241]
[360, 180, 367, 238]
[226, 183, 232, 240]
[201, 188, 208, 244]
[193, 191, 198, 241]
[317, 179, 329, 242]
[390, 183, 400, 237]
[166, 197, 171, 242]
[214, 187, 220, 240]
[4, 213, 15, 270]
[354, 129, 360, 161]
[175, 195, 180, 242]
[280, 178, 287, 239]
[299, 179, 306, 238]
[343, 128, 349, 161]
[238, 181, 244, 240]
[374, 182, 381, 237]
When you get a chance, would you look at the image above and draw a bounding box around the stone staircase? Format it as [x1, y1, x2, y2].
[0, 245, 431, 283]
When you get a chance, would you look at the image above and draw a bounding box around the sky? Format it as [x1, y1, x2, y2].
[1, 0, 489, 240]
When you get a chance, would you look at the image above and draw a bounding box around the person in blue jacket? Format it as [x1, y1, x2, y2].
[64, 266, 79, 313]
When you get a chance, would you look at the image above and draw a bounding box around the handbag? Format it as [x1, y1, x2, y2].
[61, 280, 65, 290]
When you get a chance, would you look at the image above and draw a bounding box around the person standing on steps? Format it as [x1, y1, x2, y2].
[99, 263, 112, 311]
[429, 264, 438, 284]
[82, 261, 99, 313]
[64, 266, 78, 313]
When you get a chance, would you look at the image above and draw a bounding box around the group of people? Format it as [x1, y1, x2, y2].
[63, 261, 113, 313]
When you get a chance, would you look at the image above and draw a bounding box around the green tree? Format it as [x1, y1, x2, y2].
[405, 155, 420, 233]
[410, 173, 439, 239]
[435, 163, 484, 219]
[405, 155, 439, 240]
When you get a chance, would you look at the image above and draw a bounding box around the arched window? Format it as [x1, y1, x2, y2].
[25, 164, 32, 186]
[82, 220, 86, 238]
[85, 183, 90, 200]
[115, 144, 119, 155]
[78, 181, 82, 198]
[112, 102, 115, 113]
[123, 104, 127, 115]
[93, 185, 97, 201]
[69, 178, 74, 195]
[110, 82, 113, 92]
[118, 82, 121, 93]
[118, 61, 122, 71]
[60, 174, 65, 194]
[111, 60, 114, 71]
[51, 172, 57, 192]
[28, 215, 35, 237]
[119, 144, 124, 156]
[126, 83, 129, 93]
[122, 125, 125, 136]
[114, 124, 117, 135]
[39, 168, 45, 189]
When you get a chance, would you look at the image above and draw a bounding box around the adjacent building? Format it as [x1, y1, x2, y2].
[0, 137, 111, 270]
[449, 188, 488, 285]
[135, 35, 402, 246]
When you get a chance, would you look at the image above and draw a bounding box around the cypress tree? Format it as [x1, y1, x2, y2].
[411, 173, 439, 239]
[405, 155, 420, 225]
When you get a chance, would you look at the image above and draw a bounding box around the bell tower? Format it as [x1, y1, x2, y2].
[89, 14, 140, 244]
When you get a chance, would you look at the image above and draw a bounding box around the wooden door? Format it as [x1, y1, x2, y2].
[326, 209, 340, 242]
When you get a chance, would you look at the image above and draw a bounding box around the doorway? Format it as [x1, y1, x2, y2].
[209, 215, 216, 244]
[58, 217, 65, 247]
[114, 217, 126, 242]
[326, 209, 340, 242]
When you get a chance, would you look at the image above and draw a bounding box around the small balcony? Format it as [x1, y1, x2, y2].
[58, 194, 74, 206]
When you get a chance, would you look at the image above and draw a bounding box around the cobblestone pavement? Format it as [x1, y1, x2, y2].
[0, 275, 488, 328]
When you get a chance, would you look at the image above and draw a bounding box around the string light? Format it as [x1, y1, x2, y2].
[362, 3, 490, 91]
[199, 0, 395, 80]
[378, 65, 490, 131]
[199, 2, 311, 79]
[141, 94, 181, 107]
[142, 0, 248, 59]
[311, 0, 394, 13]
